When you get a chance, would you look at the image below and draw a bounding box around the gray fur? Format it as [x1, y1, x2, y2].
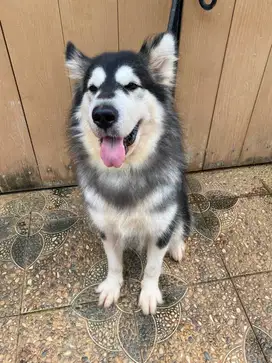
[65, 32, 191, 314]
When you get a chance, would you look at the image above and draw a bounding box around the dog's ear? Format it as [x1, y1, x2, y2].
[140, 32, 177, 88]
[65, 42, 90, 80]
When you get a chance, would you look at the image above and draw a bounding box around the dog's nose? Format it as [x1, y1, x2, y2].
[92, 106, 118, 130]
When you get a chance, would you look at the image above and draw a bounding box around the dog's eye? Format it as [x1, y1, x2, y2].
[89, 85, 98, 93]
[124, 83, 140, 91]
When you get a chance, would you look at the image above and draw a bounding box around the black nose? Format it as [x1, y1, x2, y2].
[92, 105, 118, 130]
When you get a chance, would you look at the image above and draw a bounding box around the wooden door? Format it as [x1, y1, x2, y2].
[0, 0, 271, 192]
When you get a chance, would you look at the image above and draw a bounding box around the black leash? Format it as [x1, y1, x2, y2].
[167, 0, 217, 52]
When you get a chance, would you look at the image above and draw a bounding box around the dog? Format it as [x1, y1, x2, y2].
[65, 32, 191, 315]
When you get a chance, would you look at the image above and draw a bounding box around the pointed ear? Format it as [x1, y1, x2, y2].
[140, 32, 178, 87]
[65, 41, 90, 80]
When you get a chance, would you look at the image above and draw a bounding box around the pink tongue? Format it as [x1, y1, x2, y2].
[100, 137, 125, 168]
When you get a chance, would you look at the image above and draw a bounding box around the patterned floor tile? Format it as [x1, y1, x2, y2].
[188, 179, 241, 252]
[216, 195, 272, 276]
[69, 245, 226, 362]
[21, 199, 227, 313]
[234, 272, 272, 361]
[37, 186, 86, 216]
[187, 164, 271, 197]
[151, 280, 266, 363]
[0, 193, 28, 318]
[0, 261, 24, 318]
[256, 164, 272, 192]
[21, 218, 104, 313]
[0, 316, 19, 363]
[0, 189, 85, 269]
[1, 166, 271, 362]
[16, 308, 129, 363]
[71, 279, 266, 362]
[165, 231, 228, 283]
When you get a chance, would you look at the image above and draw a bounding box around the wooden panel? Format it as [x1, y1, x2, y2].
[59, 0, 118, 56]
[0, 26, 41, 192]
[175, 0, 235, 171]
[239, 48, 272, 165]
[118, 0, 171, 51]
[1, 0, 72, 186]
[205, 0, 272, 169]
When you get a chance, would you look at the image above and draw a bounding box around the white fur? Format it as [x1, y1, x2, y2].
[67, 35, 186, 315]
[145, 185, 175, 209]
[85, 188, 177, 241]
[96, 237, 123, 307]
[139, 243, 167, 314]
[168, 225, 186, 262]
[148, 33, 177, 87]
[79, 84, 165, 169]
[66, 59, 83, 79]
[115, 65, 141, 86]
[85, 185, 185, 313]
[87, 67, 106, 88]
[65, 48, 87, 80]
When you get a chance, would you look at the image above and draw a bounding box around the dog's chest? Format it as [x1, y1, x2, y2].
[90, 202, 154, 237]
[84, 186, 177, 240]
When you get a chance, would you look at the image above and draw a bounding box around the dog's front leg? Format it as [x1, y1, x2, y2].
[96, 235, 124, 308]
[139, 241, 168, 315]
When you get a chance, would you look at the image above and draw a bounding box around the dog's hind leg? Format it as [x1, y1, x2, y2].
[168, 224, 186, 262]
[96, 234, 124, 308]
[168, 184, 191, 262]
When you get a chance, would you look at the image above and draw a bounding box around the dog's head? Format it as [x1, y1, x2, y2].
[65, 33, 177, 169]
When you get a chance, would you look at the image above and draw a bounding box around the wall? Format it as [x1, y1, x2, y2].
[0, 0, 271, 191]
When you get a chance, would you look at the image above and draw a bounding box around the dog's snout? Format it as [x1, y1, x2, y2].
[92, 105, 118, 130]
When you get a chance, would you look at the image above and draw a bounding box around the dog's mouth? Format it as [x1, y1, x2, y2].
[100, 122, 140, 168]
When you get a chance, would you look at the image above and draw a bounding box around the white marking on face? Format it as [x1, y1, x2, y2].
[115, 65, 141, 86]
[88, 67, 106, 88]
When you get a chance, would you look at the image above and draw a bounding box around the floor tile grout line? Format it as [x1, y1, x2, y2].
[189, 190, 269, 360]
[201, 201, 270, 363]
[228, 276, 269, 363]
[189, 189, 270, 201]
[260, 179, 272, 195]
[0, 178, 269, 200]
[230, 269, 272, 279]
[188, 162, 271, 175]
[4, 269, 271, 320]
[191, 171, 270, 363]
[20, 304, 71, 317]
[127, 277, 144, 363]
[1, 173, 270, 360]
[14, 211, 32, 362]
[211, 239, 269, 361]
[0, 183, 78, 197]
[187, 173, 271, 294]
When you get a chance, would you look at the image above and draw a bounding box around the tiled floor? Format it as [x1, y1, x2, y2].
[0, 165, 271, 363]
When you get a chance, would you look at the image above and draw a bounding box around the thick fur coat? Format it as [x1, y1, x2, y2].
[65, 32, 191, 315]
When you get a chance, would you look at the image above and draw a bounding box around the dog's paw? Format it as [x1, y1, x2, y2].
[96, 277, 123, 308]
[168, 241, 186, 262]
[139, 281, 163, 315]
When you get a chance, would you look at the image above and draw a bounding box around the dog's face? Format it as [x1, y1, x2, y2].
[65, 33, 177, 169]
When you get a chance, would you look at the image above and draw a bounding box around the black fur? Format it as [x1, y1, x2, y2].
[66, 32, 191, 245]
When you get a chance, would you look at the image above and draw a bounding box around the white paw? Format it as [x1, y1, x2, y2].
[138, 281, 163, 315]
[168, 241, 186, 262]
[96, 276, 123, 308]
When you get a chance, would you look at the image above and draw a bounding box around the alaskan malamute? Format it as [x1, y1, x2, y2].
[65, 32, 191, 315]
